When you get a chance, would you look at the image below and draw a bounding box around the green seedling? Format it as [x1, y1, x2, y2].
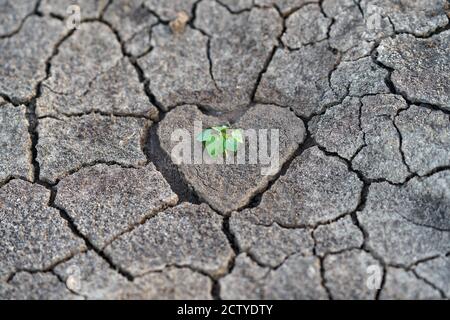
[196, 125, 243, 158]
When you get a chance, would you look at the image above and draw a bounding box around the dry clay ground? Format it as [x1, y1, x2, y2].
[0, 0, 449, 300]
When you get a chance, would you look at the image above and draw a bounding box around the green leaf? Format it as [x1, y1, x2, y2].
[206, 135, 224, 158]
[206, 142, 217, 158]
[196, 129, 214, 142]
[204, 135, 216, 145]
[231, 129, 243, 143]
[225, 138, 238, 152]
[200, 126, 241, 157]
[215, 135, 225, 155]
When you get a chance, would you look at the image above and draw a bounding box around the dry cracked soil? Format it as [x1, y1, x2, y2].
[0, 0, 449, 300]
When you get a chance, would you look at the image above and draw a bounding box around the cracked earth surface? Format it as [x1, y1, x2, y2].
[0, 0, 449, 300]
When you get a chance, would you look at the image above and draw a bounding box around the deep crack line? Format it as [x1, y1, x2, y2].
[190, 0, 221, 92]
[250, 4, 286, 103]
[49, 189, 135, 281]
[372, 40, 450, 116]
[94, 18, 166, 114]
[23, 27, 76, 183]
[0, 0, 41, 40]
[393, 110, 413, 174]
[311, 226, 333, 300]
[318, 256, 333, 300]
[411, 270, 447, 299]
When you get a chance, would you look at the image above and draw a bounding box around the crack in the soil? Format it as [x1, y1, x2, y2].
[48, 187, 134, 281]
[20, 26, 76, 184]
[144, 119, 201, 204]
[372, 40, 450, 115]
[369, 40, 450, 180]
[396, 212, 450, 233]
[411, 269, 447, 299]
[215, 0, 253, 15]
[392, 20, 450, 39]
[5, 252, 86, 285]
[311, 228, 334, 299]
[205, 211, 239, 300]
[392, 103, 413, 173]
[5, 266, 87, 299]
[250, 5, 286, 103]
[38, 110, 156, 121]
[0, 0, 42, 40]
[39, 160, 143, 186]
[318, 255, 334, 300]
[189, 1, 220, 91]
[238, 133, 315, 211]
[95, 19, 166, 113]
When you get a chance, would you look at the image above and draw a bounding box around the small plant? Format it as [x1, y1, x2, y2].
[196, 125, 243, 158]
